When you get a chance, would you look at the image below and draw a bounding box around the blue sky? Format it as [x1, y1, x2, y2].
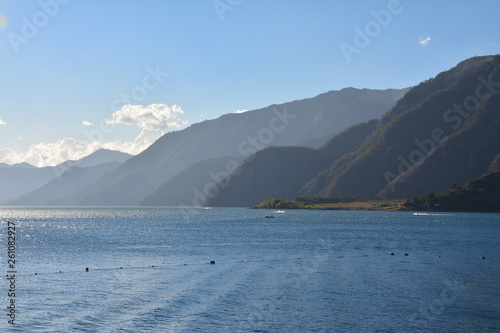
[0, 0, 499, 166]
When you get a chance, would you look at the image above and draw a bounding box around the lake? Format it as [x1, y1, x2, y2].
[1, 207, 499, 332]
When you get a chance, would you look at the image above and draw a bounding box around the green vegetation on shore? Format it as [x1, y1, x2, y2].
[255, 170, 500, 212]
[402, 171, 500, 212]
[254, 197, 404, 211]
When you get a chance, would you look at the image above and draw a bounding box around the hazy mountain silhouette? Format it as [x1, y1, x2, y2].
[141, 156, 243, 206]
[72, 88, 407, 206]
[1, 149, 131, 205]
[7, 162, 123, 206]
[203, 120, 378, 207]
[0, 166, 57, 204]
[0, 162, 36, 169]
[65, 148, 132, 168]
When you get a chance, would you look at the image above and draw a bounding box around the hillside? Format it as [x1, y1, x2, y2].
[141, 156, 243, 206]
[204, 120, 378, 207]
[70, 88, 406, 206]
[300, 55, 500, 199]
[403, 170, 500, 212]
[204, 147, 330, 207]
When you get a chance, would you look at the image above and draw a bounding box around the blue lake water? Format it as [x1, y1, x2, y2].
[1, 207, 499, 332]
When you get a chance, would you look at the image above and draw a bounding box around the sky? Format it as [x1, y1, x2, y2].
[0, 0, 499, 167]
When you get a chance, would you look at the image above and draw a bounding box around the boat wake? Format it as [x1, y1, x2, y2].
[413, 212, 453, 216]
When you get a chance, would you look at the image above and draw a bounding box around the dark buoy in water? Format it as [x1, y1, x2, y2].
[391, 252, 395, 256]
[210, 260, 215, 264]
[404, 253, 409, 256]
[481, 256, 486, 260]
[34, 273, 37, 275]
[85, 267, 89, 272]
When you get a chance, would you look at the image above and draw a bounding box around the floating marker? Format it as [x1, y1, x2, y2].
[85, 267, 89, 272]
[391, 252, 395, 256]
[481, 256, 486, 260]
[210, 260, 215, 264]
[404, 253, 409, 256]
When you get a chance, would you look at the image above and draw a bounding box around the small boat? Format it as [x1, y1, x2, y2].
[275, 210, 285, 213]
[265, 215, 275, 218]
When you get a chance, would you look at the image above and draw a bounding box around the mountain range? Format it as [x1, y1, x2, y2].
[15, 87, 403, 206]
[4, 55, 499, 208]
[1, 149, 131, 205]
[204, 55, 500, 207]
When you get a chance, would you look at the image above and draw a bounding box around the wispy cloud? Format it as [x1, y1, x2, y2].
[82, 120, 94, 126]
[0, 118, 6, 126]
[233, 109, 249, 114]
[419, 36, 431, 46]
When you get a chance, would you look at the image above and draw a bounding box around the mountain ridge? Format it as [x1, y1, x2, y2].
[72, 87, 407, 206]
[203, 55, 500, 207]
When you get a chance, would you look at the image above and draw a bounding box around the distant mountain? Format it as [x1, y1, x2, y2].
[6, 162, 122, 206]
[204, 120, 378, 207]
[300, 55, 500, 199]
[203, 147, 330, 207]
[62, 149, 132, 168]
[70, 88, 407, 206]
[1, 149, 132, 205]
[141, 156, 243, 206]
[203, 55, 500, 207]
[0, 162, 36, 169]
[0, 166, 57, 204]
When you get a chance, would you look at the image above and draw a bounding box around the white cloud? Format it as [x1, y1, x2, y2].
[0, 104, 187, 167]
[0, 134, 156, 167]
[0, 118, 6, 125]
[419, 36, 431, 46]
[106, 104, 185, 130]
[0, 138, 91, 167]
[233, 109, 249, 114]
